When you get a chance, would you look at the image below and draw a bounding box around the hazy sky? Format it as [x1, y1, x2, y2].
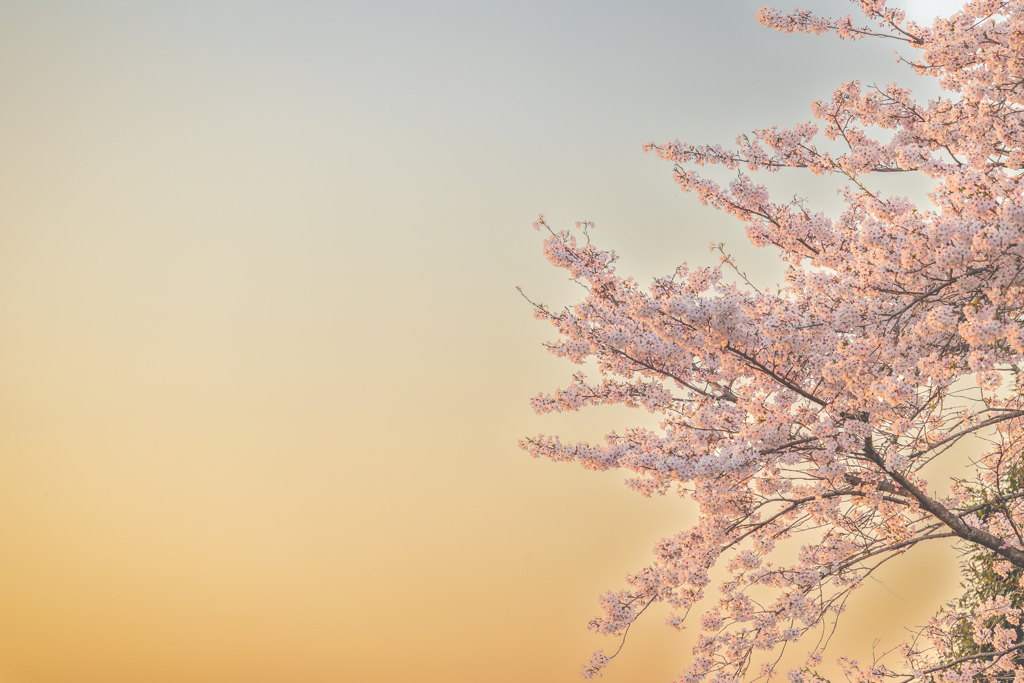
[0, 1, 971, 682]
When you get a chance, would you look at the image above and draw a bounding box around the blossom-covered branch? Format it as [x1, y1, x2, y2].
[522, 1, 1024, 681]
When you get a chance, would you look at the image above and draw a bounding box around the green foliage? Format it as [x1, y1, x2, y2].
[950, 550, 1024, 663]
[945, 463, 1024, 679]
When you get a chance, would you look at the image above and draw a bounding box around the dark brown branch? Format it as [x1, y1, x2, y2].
[863, 438, 1024, 568]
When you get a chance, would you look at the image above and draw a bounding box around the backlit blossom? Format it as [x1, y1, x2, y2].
[524, 1, 1024, 681]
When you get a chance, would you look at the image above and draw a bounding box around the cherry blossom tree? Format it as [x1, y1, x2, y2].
[522, 2, 1024, 682]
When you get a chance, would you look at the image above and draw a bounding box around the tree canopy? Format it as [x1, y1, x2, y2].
[522, 2, 1024, 682]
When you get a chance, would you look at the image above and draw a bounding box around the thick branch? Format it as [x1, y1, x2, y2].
[864, 438, 1024, 568]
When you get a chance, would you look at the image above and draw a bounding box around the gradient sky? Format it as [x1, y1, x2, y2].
[0, 1, 973, 682]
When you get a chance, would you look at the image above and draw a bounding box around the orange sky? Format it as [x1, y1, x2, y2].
[0, 1, 972, 681]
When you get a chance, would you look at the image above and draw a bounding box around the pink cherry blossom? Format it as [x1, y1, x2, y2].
[523, 2, 1024, 681]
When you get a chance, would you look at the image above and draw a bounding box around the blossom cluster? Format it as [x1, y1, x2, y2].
[523, 1, 1024, 681]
